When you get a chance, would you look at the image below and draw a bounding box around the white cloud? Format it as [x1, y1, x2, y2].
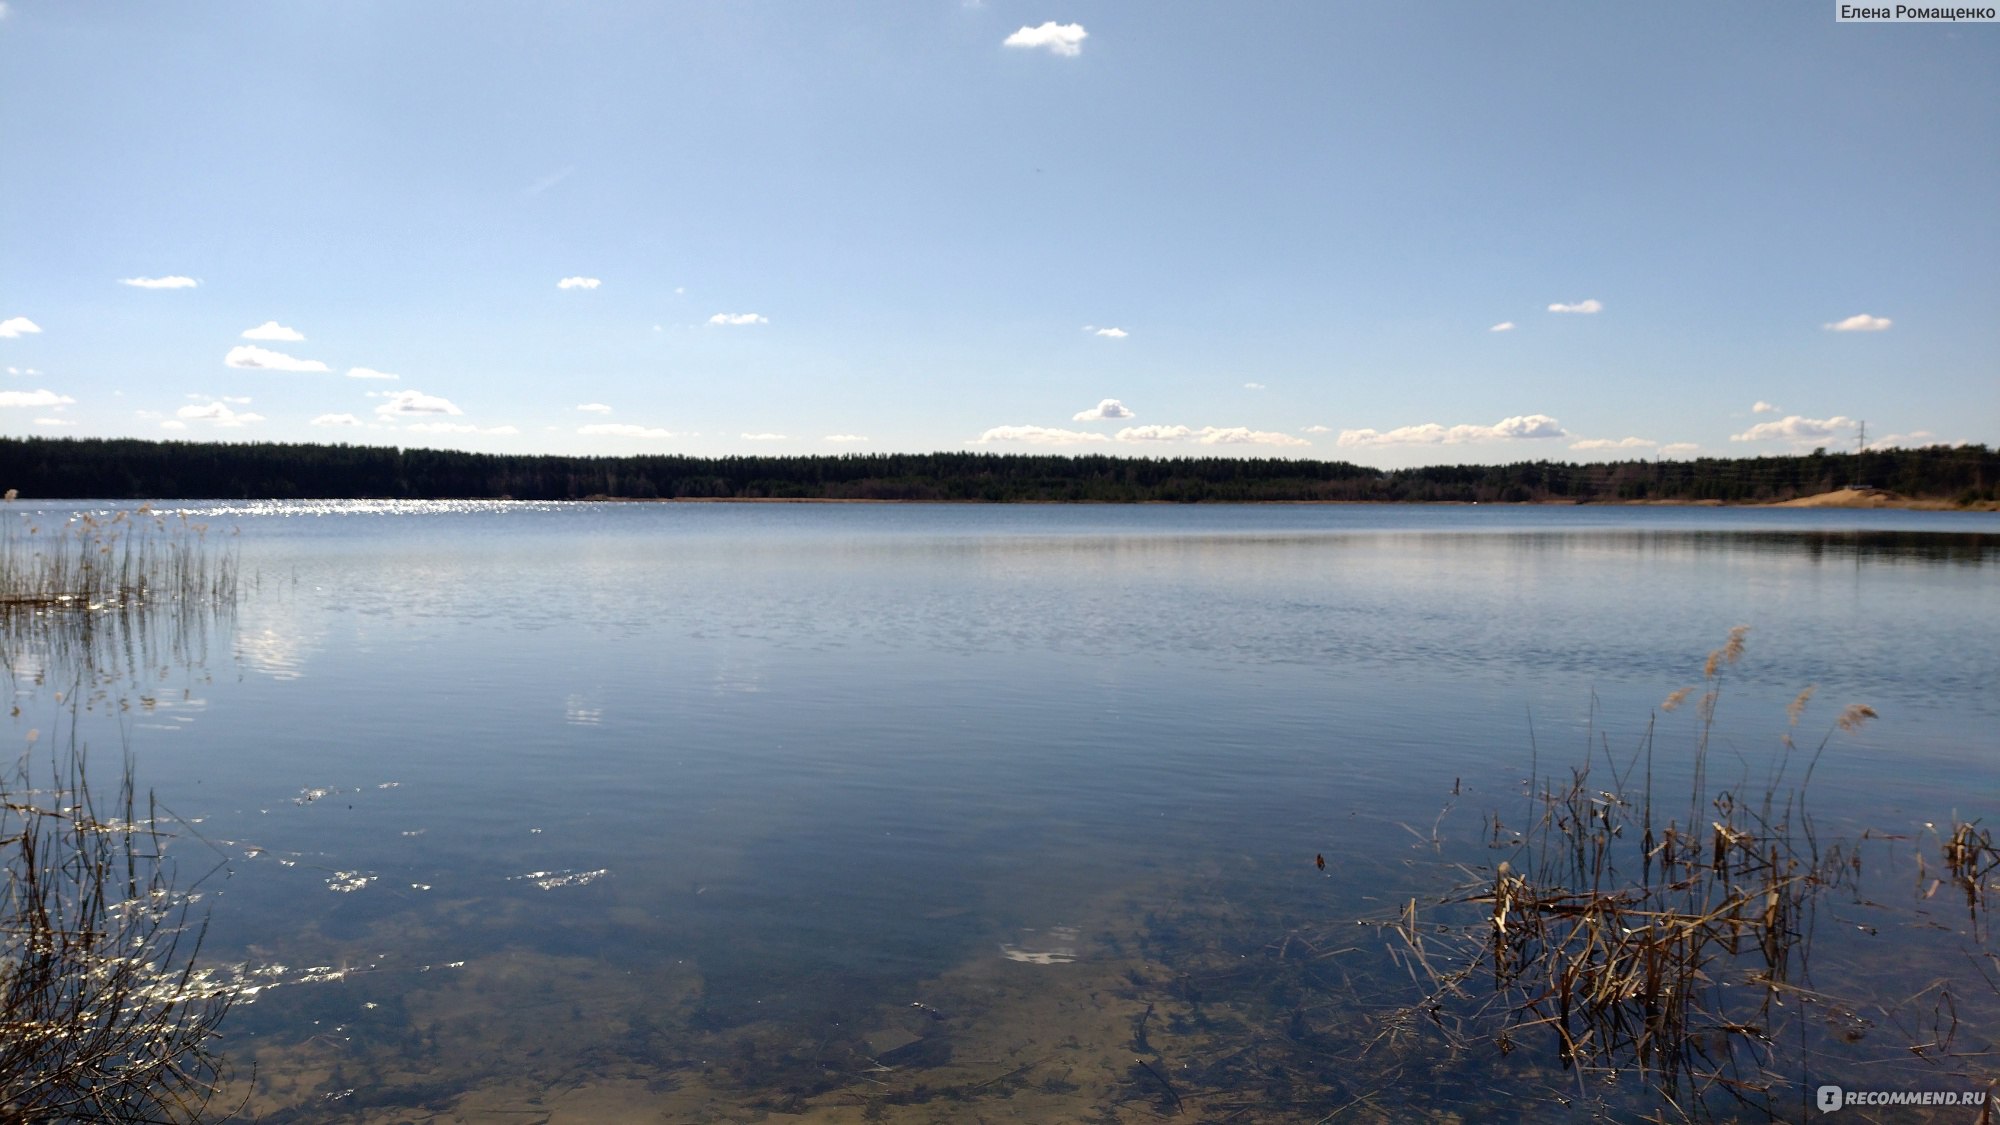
[1093, 327, 1128, 338]
[557, 276, 602, 290]
[1189, 426, 1310, 447]
[1752, 400, 1778, 414]
[1864, 430, 1939, 450]
[1243, 382, 1267, 390]
[1338, 413, 1568, 447]
[1303, 425, 1331, 434]
[241, 321, 305, 341]
[373, 390, 463, 418]
[1489, 321, 1516, 332]
[225, 344, 329, 373]
[176, 401, 265, 427]
[1, 316, 42, 338]
[1004, 21, 1087, 56]
[1547, 299, 1603, 314]
[0, 389, 75, 408]
[1659, 443, 1701, 457]
[119, 276, 199, 289]
[311, 413, 362, 427]
[707, 312, 767, 326]
[576, 403, 613, 414]
[160, 420, 187, 431]
[1729, 414, 1855, 443]
[406, 422, 518, 435]
[33, 418, 74, 428]
[1824, 313, 1891, 332]
[7, 366, 44, 376]
[973, 424, 1109, 446]
[824, 434, 870, 443]
[1106, 424, 1308, 447]
[346, 366, 399, 380]
[741, 432, 788, 441]
[1569, 437, 1657, 451]
[579, 423, 675, 439]
[525, 166, 575, 196]
[1113, 425, 1192, 443]
[1072, 398, 1135, 421]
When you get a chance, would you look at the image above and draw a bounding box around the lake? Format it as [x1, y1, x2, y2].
[8, 501, 1999, 1122]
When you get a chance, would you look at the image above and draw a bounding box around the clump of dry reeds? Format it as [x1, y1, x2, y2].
[0, 741, 232, 1119]
[1381, 627, 1884, 1112]
[1933, 818, 2000, 932]
[0, 505, 237, 612]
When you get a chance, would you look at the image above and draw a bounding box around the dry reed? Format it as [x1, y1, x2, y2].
[1377, 627, 1895, 1114]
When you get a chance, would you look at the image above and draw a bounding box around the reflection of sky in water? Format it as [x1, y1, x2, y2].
[4, 501, 1995, 1115]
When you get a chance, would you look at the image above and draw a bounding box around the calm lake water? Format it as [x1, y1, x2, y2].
[9, 502, 2000, 1122]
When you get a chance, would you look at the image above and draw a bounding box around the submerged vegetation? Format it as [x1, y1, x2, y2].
[2, 436, 1995, 505]
[1, 503, 238, 1120]
[0, 746, 232, 1120]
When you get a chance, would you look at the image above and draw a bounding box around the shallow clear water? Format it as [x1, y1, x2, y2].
[7, 502, 1999, 1121]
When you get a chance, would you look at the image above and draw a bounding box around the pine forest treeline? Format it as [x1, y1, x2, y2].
[1, 437, 1994, 506]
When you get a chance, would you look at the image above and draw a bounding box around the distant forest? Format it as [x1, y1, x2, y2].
[2, 437, 1994, 505]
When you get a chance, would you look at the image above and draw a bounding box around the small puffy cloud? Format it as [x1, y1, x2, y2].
[225, 344, 329, 373]
[741, 432, 788, 441]
[1547, 299, 1602, 314]
[1824, 313, 1891, 332]
[176, 401, 265, 427]
[576, 403, 613, 414]
[973, 424, 1109, 446]
[824, 434, 870, 443]
[346, 366, 399, 380]
[33, 418, 75, 428]
[557, 276, 602, 290]
[707, 312, 767, 326]
[1093, 327, 1128, 338]
[1243, 382, 1267, 390]
[1004, 21, 1087, 56]
[1303, 425, 1331, 434]
[1489, 321, 1516, 332]
[119, 275, 199, 289]
[241, 321, 305, 341]
[406, 422, 518, 435]
[1659, 442, 1701, 457]
[0, 389, 75, 408]
[311, 413, 362, 427]
[580, 423, 675, 439]
[1072, 398, 1134, 421]
[373, 389, 463, 418]
[1730, 414, 1854, 443]
[1569, 437, 1657, 451]
[1752, 400, 1778, 414]
[160, 420, 187, 431]
[1338, 413, 1567, 447]
[1, 316, 42, 338]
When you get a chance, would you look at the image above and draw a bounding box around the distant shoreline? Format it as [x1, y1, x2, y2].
[7, 437, 1994, 508]
[581, 490, 2000, 511]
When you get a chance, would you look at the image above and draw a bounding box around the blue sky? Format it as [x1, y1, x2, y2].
[2, 2, 1994, 467]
